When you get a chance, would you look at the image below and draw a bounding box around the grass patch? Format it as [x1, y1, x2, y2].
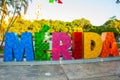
[117, 42, 120, 48]
[0, 48, 4, 54]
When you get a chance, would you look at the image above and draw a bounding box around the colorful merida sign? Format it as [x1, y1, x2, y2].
[4, 25, 119, 62]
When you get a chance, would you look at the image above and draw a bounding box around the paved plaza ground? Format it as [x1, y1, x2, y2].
[0, 60, 120, 80]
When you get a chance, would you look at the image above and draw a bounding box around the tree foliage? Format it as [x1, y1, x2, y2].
[8, 16, 120, 38]
[8, 17, 93, 36]
[0, 0, 32, 49]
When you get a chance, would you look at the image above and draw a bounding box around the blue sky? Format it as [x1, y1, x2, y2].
[24, 0, 120, 26]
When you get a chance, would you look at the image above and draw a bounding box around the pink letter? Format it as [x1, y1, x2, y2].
[52, 32, 72, 60]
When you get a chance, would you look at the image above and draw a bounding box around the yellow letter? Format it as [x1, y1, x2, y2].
[84, 32, 102, 59]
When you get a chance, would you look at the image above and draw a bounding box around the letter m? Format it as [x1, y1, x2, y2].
[4, 32, 34, 61]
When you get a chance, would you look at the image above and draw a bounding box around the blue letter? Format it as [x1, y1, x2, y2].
[4, 32, 34, 61]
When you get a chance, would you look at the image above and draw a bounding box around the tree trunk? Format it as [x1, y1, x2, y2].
[0, 8, 18, 50]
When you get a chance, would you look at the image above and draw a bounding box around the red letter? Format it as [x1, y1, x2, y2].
[72, 32, 82, 59]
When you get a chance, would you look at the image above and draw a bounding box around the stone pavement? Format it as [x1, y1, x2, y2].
[0, 61, 120, 80]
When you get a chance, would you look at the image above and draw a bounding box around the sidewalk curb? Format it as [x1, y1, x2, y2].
[0, 57, 120, 66]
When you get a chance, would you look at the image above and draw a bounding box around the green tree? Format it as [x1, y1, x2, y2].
[9, 16, 32, 35]
[116, 0, 120, 3]
[72, 18, 93, 31]
[0, 0, 32, 49]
